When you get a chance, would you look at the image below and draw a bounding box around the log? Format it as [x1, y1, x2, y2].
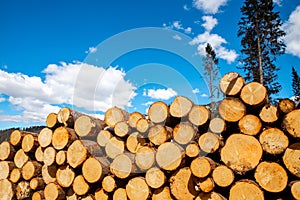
[145, 167, 166, 189]
[196, 177, 215, 193]
[52, 127, 77, 150]
[126, 132, 146, 153]
[219, 72, 245, 96]
[185, 142, 200, 158]
[278, 98, 295, 114]
[218, 97, 246, 122]
[73, 175, 90, 196]
[110, 154, 134, 179]
[21, 133, 38, 152]
[105, 137, 125, 159]
[0, 179, 14, 200]
[209, 117, 226, 134]
[190, 157, 215, 178]
[259, 105, 279, 124]
[259, 127, 289, 154]
[35, 146, 44, 163]
[221, 134, 262, 173]
[42, 164, 57, 184]
[170, 96, 193, 118]
[156, 142, 184, 171]
[66, 188, 77, 200]
[94, 188, 109, 200]
[128, 111, 143, 128]
[240, 82, 267, 106]
[21, 161, 42, 180]
[0, 161, 15, 180]
[44, 182, 65, 200]
[229, 180, 264, 200]
[198, 132, 220, 154]
[56, 150, 67, 165]
[9, 168, 21, 183]
[67, 140, 88, 168]
[44, 146, 57, 166]
[57, 107, 83, 127]
[30, 177, 45, 190]
[114, 121, 131, 137]
[16, 181, 31, 200]
[282, 109, 300, 138]
[290, 181, 300, 200]
[135, 146, 156, 171]
[56, 165, 75, 188]
[14, 149, 29, 168]
[10, 130, 30, 147]
[81, 140, 103, 157]
[102, 175, 117, 192]
[212, 165, 234, 187]
[148, 125, 172, 146]
[46, 112, 60, 129]
[0, 141, 15, 161]
[104, 106, 129, 128]
[254, 161, 288, 193]
[173, 122, 196, 145]
[74, 115, 106, 138]
[96, 130, 112, 147]
[148, 101, 169, 124]
[195, 192, 226, 200]
[283, 143, 300, 178]
[136, 118, 151, 133]
[169, 167, 198, 200]
[32, 191, 45, 200]
[126, 177, 150, 200]
[82, 157, 108, 184]
[188, 105, 210, 127]
[113, 188, 128, 200]
[238, 114, 262, 136]
[81, 195, 95, 200]
[152, 187, 173, 200]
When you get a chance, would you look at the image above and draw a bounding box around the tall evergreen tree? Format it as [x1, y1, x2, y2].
[238, 0, 286, 96]
[292, 67, 300, 96]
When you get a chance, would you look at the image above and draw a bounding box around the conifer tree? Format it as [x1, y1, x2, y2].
[292, 67, 300, 96]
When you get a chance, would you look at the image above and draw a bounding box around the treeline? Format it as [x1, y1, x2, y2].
[0, 126, 45, 143]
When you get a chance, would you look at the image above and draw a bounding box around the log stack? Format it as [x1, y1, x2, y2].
[0, 71, 300, 199]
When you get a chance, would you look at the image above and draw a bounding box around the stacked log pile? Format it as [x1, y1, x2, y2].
[0, 71, 300, 199]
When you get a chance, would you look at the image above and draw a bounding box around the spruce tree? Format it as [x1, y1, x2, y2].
[292, 67, 300, 96]
[238, 0, 286, 97]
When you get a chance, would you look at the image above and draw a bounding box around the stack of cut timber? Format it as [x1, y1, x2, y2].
[1, 71, 300, 200]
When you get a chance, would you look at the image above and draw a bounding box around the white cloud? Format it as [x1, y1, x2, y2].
[283, 5, 300, 58]
[173, 21, 183, 30]
[0, 62, 136, 123]
[0, 97, 5, 102]
[164, 21, 192, 35]
[143, 88, 177, 100]
[192, 0, 228, 14]
[201, 16, 218, 32]
[192, 88, 200, 94]
[183, 4, 190, 11]
[85, 46, 97, 54]
[173, 34, 182, 40]
[201, 93, 208, 97]
[273, 0, 282, 6]
[142, 101, 154, 106]
[185, 27, 192, 34]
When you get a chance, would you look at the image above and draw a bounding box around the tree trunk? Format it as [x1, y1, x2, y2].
[170, 96, 193, 118]
[229, 180, 264, 200]
[126, 177, 150, 200]
[56, 165, 75, 188]
[212, 165, 234, 188]
[148, 101, 169, 124]
[238, 114, 262, 136]
[240, 82, 267, 106]
[74, 115, 106, 138]
[0, 141, 15, 161]
[259, 127, 288, 155]
[38, 128, 53, 148]
[219, 72, 245, 96]
[145, 167, 166, 189]
[44, 182, 65, 200]
[198, 132, 220, 154]
[218, 97, 246, 122]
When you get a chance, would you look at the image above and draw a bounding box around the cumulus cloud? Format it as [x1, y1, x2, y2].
[201, 93, 208, 97]
[142, 101, 154, 106]
[0, 62, 136, 123]
[192, 0, 228, 14]
[85, 46, 97, 54]
[183, 4, 190, 11]
[192, 88, 200, 94]
[143, 88, 177, 100]
[283, 5, 300, 58]
[164, 21, 193, 35]
[190, 16, 238, 63]
[173, 34, 182, 40]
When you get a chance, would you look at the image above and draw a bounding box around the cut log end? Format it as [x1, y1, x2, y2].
[291, 181, 300, 200]
[185, 142, 200, 158]
[0, 141, 15, 161]
[128, 111, 143, 128]
[282, 109, 300, 138]
[259, 128, 289, 155]
[102, 175, 116, 192]
[73, 175, 90, 196]
[279, 98, 295, 114]
[259, 105, 279, 124]
[240, 82, 267, 106]
[229, 180, 264, 200]
[113, 188, 128, 200]
[209, 117, 226, 134]
[0, 179, 14, 200]
[220, 72, 245, 96]
[190, 157, 215, 178]
[105, 107, 128, 128]
[188, 105, 210, 127]
[218, 98, 246, 122]
[198, 132, 220, 153]
[212, 165, 234, 187]
[170, 96, 193, 118]
[126, 177, 150, 200]
[14, 149, 29, 168]
[156, 142, 184, 171]
[145, 167, 166, 189]
[22, 133, 38, 152]
[173, 122, 196, 145]
[56, 165, 75, 188]
[44, 182, 65, 200]
[148, 101, 169, 124]
[97, 130, 112, 147]
[238, 114, 262, 136]
[148, 125, 172, 146]
[38, 128, 53, 148]
[110, 154, 133, 179]
[46, 113, 59, 128]
[82, 157, 104, 184]
[135, 146, 155, 171]
[114, 121, 131, 137]
[75, 115, 105, 138]
[152, 187, 173, 200]
[21, 161, 42, 181]
[283, 143, 300, 178]
[67, 140, 88, 168]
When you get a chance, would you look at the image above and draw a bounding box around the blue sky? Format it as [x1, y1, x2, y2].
[0, 0, 300, 129]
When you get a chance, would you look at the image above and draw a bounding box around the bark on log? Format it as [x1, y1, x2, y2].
[259, 105, 279, 124]
[173, 122, 196, 145]
[259, 127, 289, 155]
[42, 164, 57, 184]
[190, 157, 215, 178]
[35, 146, 44, 163]
[221, 134, 262, 173]
[209, 117, 226, 134]
[16, 181, 31, 200]
[126, 177, 150, 200]
[32, 191, 45, 200]
[169, 167, 198, 200]
[82, 157, 109, 184]
[96, 130, 112, 147]
[283, 143, 300, 178]
[218, 97, 246, 122]
[0, 179, 14, 200]
[73, 175, 90, 196]
[56, 150, 67, 165]
[56, 165, 75, 188]
[10, 130, 30, 147]
[57, 107, 83, 127]
[278, 98, 295, 114]
[81, 140, 103, 157]
[44, 146, 57, 166]
[0, 161, 15, 180]
[128, 111, 143, 128]
[30, 177, 45, 190]
[148, 101, 169, 124]
[114, 121, 131, 137]
[0, 141, 15, 161]
[135, 146, 156, 171]
[170, 96, 193, 118]
[104, 107, 129, 128]
[212, 165, 234, 187]
[152, 187, 173, 200]
[219, 72, 245, 96]
[240, 82, 267, 106]
[254, 161, 288, 193]
[44, 182, 65, 200]
[156, 142, 184, 171]
[22, 133, 39, 152]
[52, 127, 78, 150]
[113, 188, 128, 200]
[14, 149, 29, 168]
[145, 167, 166, 189]
[126, 132, 146, 153]
[148, 125, 172, 146]
[21, 161, 42, 180]
[9, 168, 21, 183]
[229, 180, 264, 200]
[38, 128, 53, 148]
[74, 115, 106, 138]
[102, 175, 117, 192]
[185, 142, 200, 158]
[188, 105, 210, 127]
[238, 114, 262, 136]
[282, 109, 300, 138]
[198, 132, 220, 154]
[105, 137, 125, 159]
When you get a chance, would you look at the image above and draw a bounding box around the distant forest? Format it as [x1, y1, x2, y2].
[0, 126, 45, 143]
